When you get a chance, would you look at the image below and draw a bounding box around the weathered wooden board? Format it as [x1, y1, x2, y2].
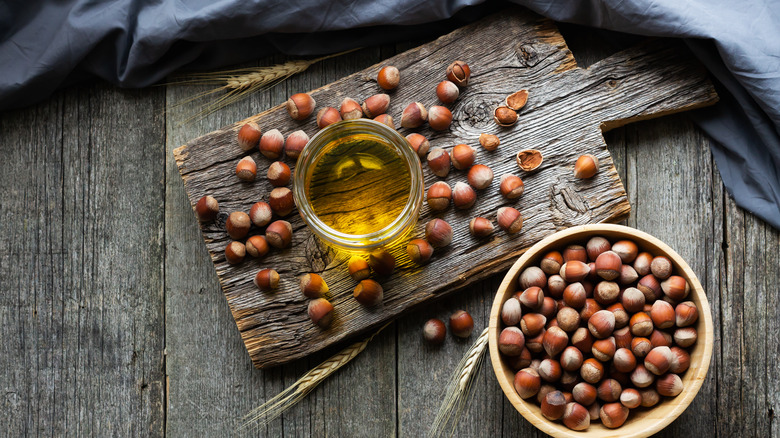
[173, 8, 717, 368]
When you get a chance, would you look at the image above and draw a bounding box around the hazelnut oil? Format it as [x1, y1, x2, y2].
[306, 134, 411, 236]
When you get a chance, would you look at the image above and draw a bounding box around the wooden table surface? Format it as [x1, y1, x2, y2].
[2, 22, 778, 437]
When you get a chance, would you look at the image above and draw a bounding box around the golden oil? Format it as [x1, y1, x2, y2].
[305, 134, 411, 235]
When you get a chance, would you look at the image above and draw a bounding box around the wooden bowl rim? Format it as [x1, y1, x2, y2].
[488, 224, 714, 438]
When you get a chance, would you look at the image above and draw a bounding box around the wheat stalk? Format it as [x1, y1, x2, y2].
[241, 322, 390, 432]
[428, 327, 490, 438]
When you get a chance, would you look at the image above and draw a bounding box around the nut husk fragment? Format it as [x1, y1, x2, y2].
[516, 149, 543, 171]
[506, 89, 529, 111]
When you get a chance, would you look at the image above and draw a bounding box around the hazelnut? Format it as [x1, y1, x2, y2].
[621, 287, 645, 313]
[258, 128, 285, 159]
[563, 245, 588, 263]
[661, 276, 690, 301]
[226, 211, 251, 240]
[425, 218, 452, 248]
[285, 130, 309, 159]
[269, 187, 294, 216]
[373, 114, 395, 129]
[407, 238, 434, 264]
[572, 382, 597, 406]
[451, 144, 475, 169]
[300, 273, 329, 299]
[580, 358, 605, 384]
[656, 373, 683, 397]
[563, 282, 586, 309]
[631, 337, 653, 358]
[543, 326, 569, 357]
[286, 93, 316, 121]
[519, 286, 544, 310]
[542, 391, 567, 421]
[265, 220, 292, 248]
[538, 358, 562, 382]
[449, 310, 474, 338]
[519, 266, 547, 289]
[467, 164, 494, 190]
[494, 106, 517, 127]
[620, 388, 642, 409]
[428, 106, 453, 130]
[557, 307, 581, 332]
[600, 402, 629, 429]
[674, 327, 698, 347]
[499, 326, 526, 356]
[426, 181, 451, 211]
[612, 240, 639, 263]
[446, 60, 471, 87]
[637, 274, 663, 302]
[249, 201, 272, 227]
[608, 303, 629, 329]
[520, 313, 547, 337]
[547, 274, 566, 298]
[650, 329, 672, 348]
[195, 195, 219, 222]
[469, 217, 494, 238]
[514, 368, 541, 399]
[563, 402, 590, 431]
[619, 264, 639, 285]
[588, 310, 615, 339]
[669, 346, 691, 374]
[377, 65, 400, 90]
[527, 331, 545, 353]
[354, 279, 384, 306]
[426, 147, 451, 177]
[597, 379, 622, 403]
[348, 256, 370, 281]
[580, 299, 603, 321]
[400, 102, 428, 128]
[613, 348, 637, 373]
[639, 388, 660, 407]
[515, 149, 543, 172]
[436, 80, 460, 103]
[571, 327, 594, 353]
[613, 326, 634, 349]
[225, 241, 246, 264]
[675, 301, 698, 327]
[585, 236, 610, 261]
[339, 97, 363, 120]
[478, 133, 500, 151]
[595, 251, 622, 281]
[316, 107, 342, 129]
[559, 261, 591, 283]
[650, 300, 676, 329]
[254, 268, 279, 291]
[539, 251, 563, 276]
[235, 156, 257, 181]
[594, 281, 620, 305]
[497, 207, 523, 234]
[629, 312, 653, 337]
[245, 235, 269, 258]
[592, 337, 617, 362]
[368, 248, 395, 275]
[237, 122, 261, 151]
[505, 89, 529, 111]
[406, 133, 430, 159]
[362, 94, 390, 118]
[452, 182, 476, 209]
[630, 364, 655, 388]
[561, 346, 584, 372]
[308, 298, 334, 328]
[501, 297, 523, 326]
[267, 161, 291, 187]
[650, 256, 673, 279]
[423, 319, 446, 345]
[573, 154, 599, 179]
[633, 252, 654, 276]
[644, 346, 673, 375]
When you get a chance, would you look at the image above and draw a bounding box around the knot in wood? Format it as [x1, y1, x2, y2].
[515, 43, 540, 67]
[454, 98, 494, 131]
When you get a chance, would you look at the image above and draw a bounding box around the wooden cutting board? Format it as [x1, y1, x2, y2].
[173, 8, 717, 368]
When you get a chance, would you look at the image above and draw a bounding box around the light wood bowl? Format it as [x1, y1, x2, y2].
[489, 224, 713, 437]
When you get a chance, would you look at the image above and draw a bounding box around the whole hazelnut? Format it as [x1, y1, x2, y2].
[563, 245, 588, 263]
[619, 264, 639, 285]
[639, 388, 660, 407]
[559, 261, 591, 283]
[608, 303, 629, 329]
[425, 218, 453, 248]
[406, 133, 430, 159]
[426, 181, 451, 211]
[501, 297, 522, 326]
[656, 373, 683, 397]
[595, 251, 622, 281]
[494, 106, 517, 127]
[436, 80, 460, 103]
[586, 236, 612, 260]
[620, 388, 642, 409]
[348, 256, 370, 281]
[563, 283, 586, 308]
[580, 298, 602, 321]
[195, 195, 219, 222]
[225, 241, 246, 264]
[600, 402, 629, 429]
[650, 329, 673, 348]
[613, 348, 637, 373]
[541, 391, 567, 421]
[308, 298, 334, 328]
[284, 130, 309, 159]
[237, 122, 261, 151]
[316, 107, 342, 129]
[547, 275, 567, 298]
[377, 66, 400, 90]
[661, 275, 690, 301]
[592, 337, 617, 361]
[449, 310, 474, 338]
[597, 379, 622, 403]
[226, 211, 251, 240]
[499, 326, 526, 356]
[561, 346, 584, 372]
[574, 154, 599, 179]
[446, 60, 471, 87]
[543, 326, 569, 357]
[354, 279, 384, 306]
[407, 238, 434, 264]
[235, 156, 257, 182]
[675, 301, 699, 327]
[452, 182, 476, 209]
[644, 346, 673, 375]
[669, 346, 691, 374]
[428, 106, 453, 130]
[368, 248, 395, 275]
[467, 164, 494, 189]
[638, 274, 663, 302]
[265, 220, 292, 248]
[539, 251, 563, 275]
[588, 310, 615, 339]
[519, 286, 544, 310]
[497, 207, 523, 234]
[426, 147, 451, 177]
[572, 382, 597, 406]
[650, 300, 675, 329]
[286, 93, 316, 121]
[621, 287, 645, 313]
[245, 235, 269, 258]
[580, 358, 605, 384]
[362, 94, 390, 118]
[538, 358, 562, 382]
[557, 307, 581, 333]
[571, 327, 594, 353]
[259, 128, 285, 159]
[269, 187, 294, 217]
[373, 114, 395, 129]
[594, 281, 620, 305]
[479, 133, 500, 151]
[267, 161, 291, 187]
[499, 174, 524, 199]
[520, 313, 546, 337]
[339, 97, 363, 120]
[631, 337, 653, 359]
[611, 240, 639, 263]
[400, 102, 428, 129]
[514, 368, 541, 399]
[423, 318, 446, 345]
[451, 144, 475, 170]
[674, 327, 698, 348]
[633, 252, 654, 276]
[519, 266, 547, 289]
[249, 201, 272, 227]
[300, 273, 329, 299]
[650, 256, 673, 279]
[563, 402, 590, 431]
[613, 326, 634, 350]
[506, 348, 532, 371]
[469, 217, 494, 238]
[254, 268, 280, 290]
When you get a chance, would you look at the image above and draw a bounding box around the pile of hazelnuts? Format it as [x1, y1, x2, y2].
[498, 237, 699, 430]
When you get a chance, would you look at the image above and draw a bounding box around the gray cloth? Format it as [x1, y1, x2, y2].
[1, 0, 778, 228]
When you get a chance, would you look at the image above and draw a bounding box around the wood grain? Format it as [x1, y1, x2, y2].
[172, 9, 718, 368]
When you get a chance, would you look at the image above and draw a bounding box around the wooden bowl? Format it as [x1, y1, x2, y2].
[488, 224, 713, 437]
